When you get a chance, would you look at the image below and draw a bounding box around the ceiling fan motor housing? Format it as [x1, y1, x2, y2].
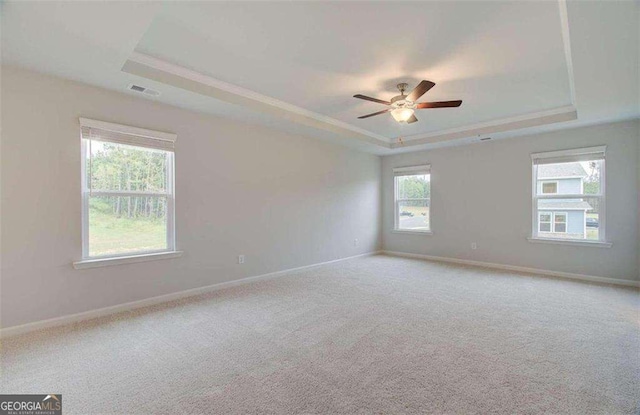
[391, 94, 416, 109]
[392, 83, 415, 108]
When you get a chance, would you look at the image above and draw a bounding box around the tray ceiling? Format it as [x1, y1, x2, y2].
[2, 1, 637, 154]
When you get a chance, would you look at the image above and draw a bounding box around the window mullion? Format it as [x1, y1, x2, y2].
[89, 190, 169, 198]
[536, 194, 602, 199]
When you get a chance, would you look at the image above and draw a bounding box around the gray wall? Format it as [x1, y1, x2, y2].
[382, 120, 639, 282]
[0, 66, 382, 328]
[1, 65, 637, 329]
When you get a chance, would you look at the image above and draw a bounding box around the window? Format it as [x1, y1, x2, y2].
[541, 181, 558, 194]
[554, 213, 567, 233]
[394, 165, 431, 232]
[531, 146, 606, 243]
[80, 118, 176, 259]
[538, 213, 552, 232]
[539, 212, 568, 234]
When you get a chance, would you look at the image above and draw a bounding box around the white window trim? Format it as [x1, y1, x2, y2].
[393, 165, 432, 234]
[393, 165, 431, 175]
[79, 118, 177, 143]
[527, 237, 612, 248]
[392, 229, 434, 235]
[537, 205, 591, 210]
[537, 175, 585, 180]
[531, 145, 606, 161]
[530, 146, 610, 247]
[73, 250, 183, 269]
[78, 119, 179, 267]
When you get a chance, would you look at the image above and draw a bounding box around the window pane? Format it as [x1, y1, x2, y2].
[583, 196, 601, 241]
[536, 160, 601, 196]
[88, 141, 169, 192]
[396, 174, 430, 200]
[582, 160, 602, 195]
[536, 197, 600, 240]
[398, 199, 430, 231]
[89, 196, 167, 257]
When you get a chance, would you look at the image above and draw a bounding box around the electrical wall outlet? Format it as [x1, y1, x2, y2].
[238, 255, 245, 264]
[354, 239, 359, 246]
[471, 242, 477, 250]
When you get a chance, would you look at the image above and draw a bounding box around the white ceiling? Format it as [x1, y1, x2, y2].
[1, 1, 638, 155]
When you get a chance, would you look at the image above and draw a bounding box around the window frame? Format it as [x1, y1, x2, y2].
[79, 118, 177, 262]
[393, 165, 432, 234]
[530, 146, 609, 247]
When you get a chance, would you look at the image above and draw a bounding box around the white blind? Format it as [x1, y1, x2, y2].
[393, 165, 431, 177]
[80, 118, 176, 151]
[532, 146, 605, 165]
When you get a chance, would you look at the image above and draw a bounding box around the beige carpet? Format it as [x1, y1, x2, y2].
[1, 254, 639, 414]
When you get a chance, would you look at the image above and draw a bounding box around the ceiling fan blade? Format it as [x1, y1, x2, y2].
[406, 114, 418, 124]
[353, 94, 391, 105]
[357, 109, 391, 119]
[416, 100, 462, 109]
[406, 80, 436, 102]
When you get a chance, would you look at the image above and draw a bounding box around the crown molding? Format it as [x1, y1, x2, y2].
[122, 52, 391, 148]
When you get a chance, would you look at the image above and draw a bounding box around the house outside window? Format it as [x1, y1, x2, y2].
[80, 118, 177, 260]
[393, 165, 431, 233]
[531, 146, 606, 244]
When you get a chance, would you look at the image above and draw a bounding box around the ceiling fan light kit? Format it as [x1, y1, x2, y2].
[391, 107, 415, 123]
[354, 80, 462, 124]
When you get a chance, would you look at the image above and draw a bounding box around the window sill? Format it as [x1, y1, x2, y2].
[527, 237, 612, 248]
[392, 229, 433, 235]
[73, 251, 183, 269]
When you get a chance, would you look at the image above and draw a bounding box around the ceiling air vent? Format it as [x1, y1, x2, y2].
[127, 84, 160, 97]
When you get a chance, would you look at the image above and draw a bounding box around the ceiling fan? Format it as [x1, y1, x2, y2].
[354, 80, 462, 124]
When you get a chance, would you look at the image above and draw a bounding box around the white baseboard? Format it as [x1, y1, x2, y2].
[0, 251, 382, 338]
[382, 250, 640, 288]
